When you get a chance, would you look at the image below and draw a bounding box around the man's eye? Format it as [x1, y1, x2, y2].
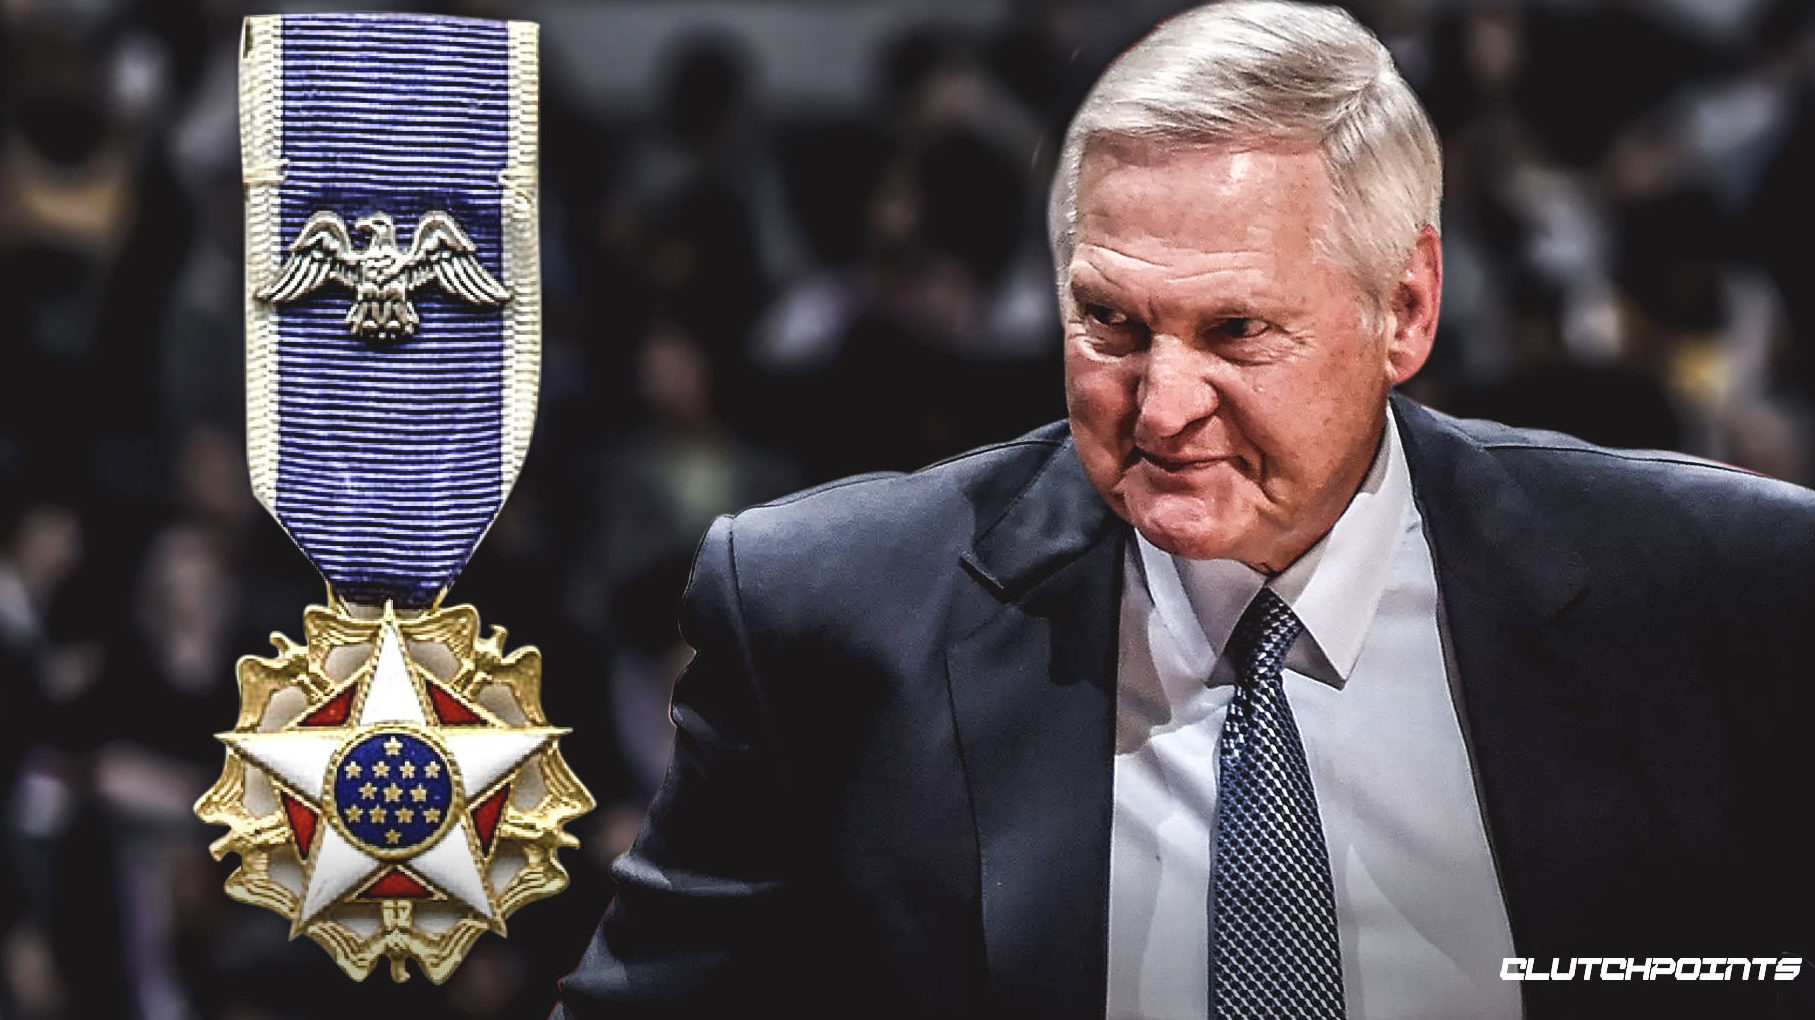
[1085, 304, 1131, 327]
[1220, 317, 1266, 339]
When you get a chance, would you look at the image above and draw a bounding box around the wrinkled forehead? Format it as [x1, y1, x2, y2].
[1070, 138, 1342, 267]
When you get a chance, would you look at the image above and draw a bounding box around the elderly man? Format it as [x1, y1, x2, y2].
[556, 2, 1812, 1017]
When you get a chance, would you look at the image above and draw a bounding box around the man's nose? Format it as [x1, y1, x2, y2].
[1134, 337, 1217, 440]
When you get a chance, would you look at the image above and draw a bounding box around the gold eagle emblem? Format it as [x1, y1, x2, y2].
[257, 210, 511, 339]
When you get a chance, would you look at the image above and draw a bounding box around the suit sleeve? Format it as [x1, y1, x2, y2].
[554, 514, 803, 1017]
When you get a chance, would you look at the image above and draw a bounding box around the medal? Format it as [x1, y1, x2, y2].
[195, 13, 592, 983]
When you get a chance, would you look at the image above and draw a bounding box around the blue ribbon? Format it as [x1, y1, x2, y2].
[270, 14, 512, 608]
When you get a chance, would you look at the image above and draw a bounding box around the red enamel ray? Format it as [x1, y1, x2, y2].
[471, 785, 509, 853]
[360, 868, 433, 899]
[282, 794, 318, 859]
[428, 682, 483, 725]
[299, 685, 356, 726]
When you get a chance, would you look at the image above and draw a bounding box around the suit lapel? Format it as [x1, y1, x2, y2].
[947, 437, 1123, 1020]
[1393, 395, 1664, 963]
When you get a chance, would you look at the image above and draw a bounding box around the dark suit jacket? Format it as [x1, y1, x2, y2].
[556, 395, 1814, 1018]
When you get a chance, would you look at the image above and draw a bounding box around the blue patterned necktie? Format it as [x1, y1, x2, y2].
[1211, 587, 1345, 1020]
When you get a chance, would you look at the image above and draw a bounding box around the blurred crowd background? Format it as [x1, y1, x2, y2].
[1, 0, 1812, 1016]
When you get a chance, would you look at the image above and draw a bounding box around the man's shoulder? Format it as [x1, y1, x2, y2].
[1452, 411, 1813, 510]
[1405, 400, 1815, 564]
[726, 421, 1075, 552]
[704, 419, 1074, 584]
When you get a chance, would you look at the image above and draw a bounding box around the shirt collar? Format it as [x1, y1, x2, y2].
[1134, 403, 1413, 689]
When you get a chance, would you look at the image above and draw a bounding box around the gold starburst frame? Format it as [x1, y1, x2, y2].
[195, 596, 594, 982]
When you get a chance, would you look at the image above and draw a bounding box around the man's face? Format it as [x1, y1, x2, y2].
[1063, 140, 1436, 572]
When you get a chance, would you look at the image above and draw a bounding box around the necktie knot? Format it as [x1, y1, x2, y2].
[1225, 587, 1302, 685]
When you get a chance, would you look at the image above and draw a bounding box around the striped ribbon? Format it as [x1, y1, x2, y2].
[242, 14, 540, 608]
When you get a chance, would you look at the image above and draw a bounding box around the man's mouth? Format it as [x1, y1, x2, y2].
[1135, 449, 1231, 475]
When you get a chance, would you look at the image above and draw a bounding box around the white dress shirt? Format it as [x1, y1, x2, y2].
[1105, 407, 1523, 1020]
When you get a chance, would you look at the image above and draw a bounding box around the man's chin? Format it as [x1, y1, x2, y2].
[1134, 530, 1247, 561]
[1123, 498, 1254, 562]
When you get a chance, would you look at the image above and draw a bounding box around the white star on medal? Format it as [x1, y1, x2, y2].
[221, 621, 560, 931]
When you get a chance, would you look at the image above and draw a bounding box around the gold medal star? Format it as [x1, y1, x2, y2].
[344, 761, 361, 779]
[346, 806, 363, 823]
[212, 615, 573, 946]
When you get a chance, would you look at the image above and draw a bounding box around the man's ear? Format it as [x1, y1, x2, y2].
[1385, 225, 1441, 386]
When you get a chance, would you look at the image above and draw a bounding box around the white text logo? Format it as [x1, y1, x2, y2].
[1500, 957, 1801, 982]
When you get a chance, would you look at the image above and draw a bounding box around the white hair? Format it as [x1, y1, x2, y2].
[1049, 0, 1442, 317]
